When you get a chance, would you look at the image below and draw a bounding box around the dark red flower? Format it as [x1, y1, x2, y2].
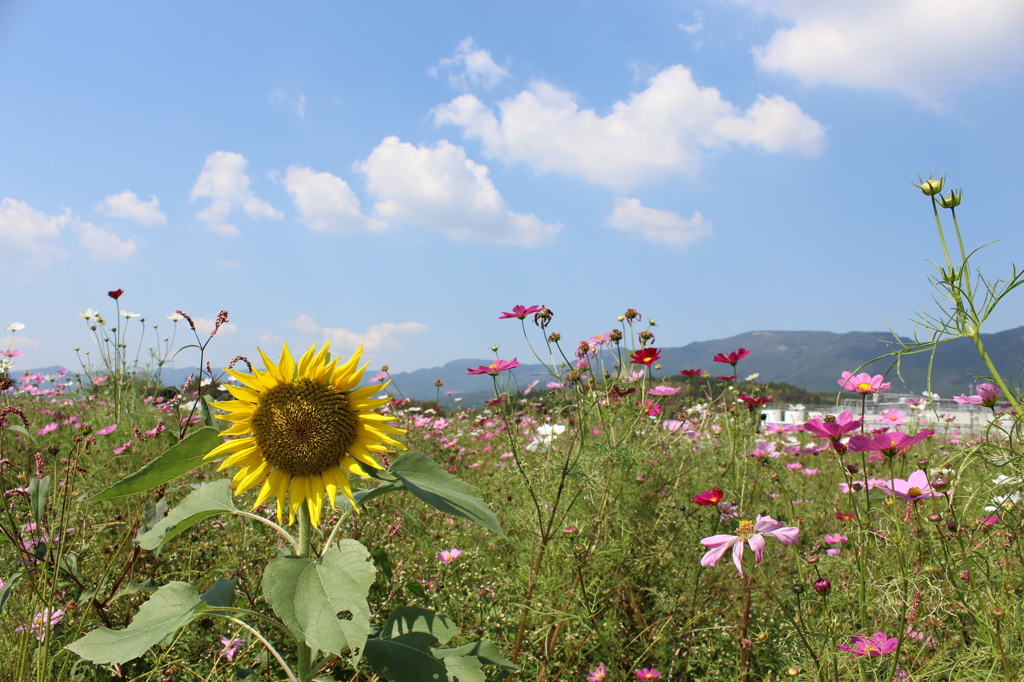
[107, 289, 124, 300]
[693, 487, 723, 506]
[629, 348, 661, 366]
[716, 375, 737, 382]
[713, 348, 750, 366]
[835, 511, 857, 523]
[679, 369, 702, 377]
[484, 396, 508, 407]
[608, 385, 636, 397]
[738, 394, 773, 410]
[532, 306, 553, 328]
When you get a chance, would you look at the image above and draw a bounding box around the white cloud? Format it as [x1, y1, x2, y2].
[356, 136, 560, 246]
[433, 65, 825, 190]
[746, 0, 1024, 104]
[679, 11, 704, 35]
[190, 151, 282, 235]
[74, 221, 136, 260]
[428, 37, 510, 90]
[282, 166, 387, 234]
[193, 316, 238, 336]
[605, 197, 712, 249]
[291, 314, 429, 353]
[0, 198, 71, 265]
[269, 88, 306, 118]
[96, 190, 167, 226]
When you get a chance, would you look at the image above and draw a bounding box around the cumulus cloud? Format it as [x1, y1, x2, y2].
[433, 65, 825, 190]
[190, 151, 282, 235]
[290, 314, 429, 353]
[0, 198, 71, 265]
[746, 0, 1024, 104]
[428, 37, 510, 90]
[269, 87, 306, 118]
[74, 221, 136, 260]
[356, 136, 560, 246]
[96, 190, 167, 226]
[605, 197, 712, 249]
[282, 166, 387, 234]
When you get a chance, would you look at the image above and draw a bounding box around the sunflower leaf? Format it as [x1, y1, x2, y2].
[66, 581, 209, 665]
[263, 539, 375, 660]
[387, 451, 504, 537]
[136, 480, 237, 551]
[88, 427, 221, 501]
[29, 475, 50, 528]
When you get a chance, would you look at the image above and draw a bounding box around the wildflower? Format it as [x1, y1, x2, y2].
[36, 422, 58, 436]
[636, 669, 662, 680]
[847, 430, 934, 458]
[693, 487, 723, 506]
[78, 309, 98, 320]
[953, 383, 1003, 408]
[813, 578, 832, 594]
[716, 375, 737, 382]
[532, 306, 553, 328]
[977, 516, 999, 527]
[738, 394, 772, 411]
[167, 312, 183, 322]
[120, 310, 140, 319]
[219, 636, 245, 661]
[5, 322, 25, 332]
[700, 515, 799, 577]
[586, 662, 608, 681]
[713, 348, 750, 366]
[985, 491, 1022, 513]
[838, 372, 890, 394]
[527, 424, 566, 452]
[204, 342, 405, 526]
[648, 385, 681, 396]
[880, 470, 944, 501]
[824, 534, 848, 545]
[876, 409, 906, 426]
[838, 631, 899, 657]
[629, 348, 661, 366]
[95, 424, 118, 436]
[912, 173, 944, 197]
[437, 549, 462, 564]
[679, 368, 702, 377]
[498, 305, 542, 320]
[467, 358, 520, 376]
[16, 607, 64, 641]
[745, 373, 760, 381]
[107, 289, 124, 299]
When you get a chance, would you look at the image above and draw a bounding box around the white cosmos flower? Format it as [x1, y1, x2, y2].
[745, 373, 760, 381]
[120, 311, 140, 319]
[5, 322, 25, 332]
[167, 313, 183, 322]
[78, 309, 98, 320]
[527, 423, 566, 452]
[985, 491, 1023, 513]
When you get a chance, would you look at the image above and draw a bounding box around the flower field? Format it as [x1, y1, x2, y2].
[1, 177, 1023, 681]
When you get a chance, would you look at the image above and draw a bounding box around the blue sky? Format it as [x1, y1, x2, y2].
[3, 0, 1024, 376]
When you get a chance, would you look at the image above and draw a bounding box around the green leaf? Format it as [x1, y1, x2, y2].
[353, 478, 406, 507]
[263, 539, 375, 659]
[136, 480, 238, 551]
[434, 641, 519, 677]
[441, 656, 484, 682]
[200, 394, 217, 429]
[364, 632, 449, 682]
[387, 452, 504, 537]
[29, 475, 50, 527]
[199, 578, 236, 611]
[5, 424, 35, 443]
[371, 547, 393, 583]
[377, 606, 459, 643]
[66, 582, 208, 665]
[88, 427, 221, 501]
[0, 572, 24, 613]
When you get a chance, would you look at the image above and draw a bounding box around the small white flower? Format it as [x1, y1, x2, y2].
[922, 391, 941, 400]
[5, 322, 25, 332]
[745, 373, 760, 381]
[992, 474, 1022, 486]
[120, 311, 140, 319]
[527, 423, 566, 452]
[167, 313, 183, 322]
[985, 491, 1023, 513]
[78, 309, 98, 320]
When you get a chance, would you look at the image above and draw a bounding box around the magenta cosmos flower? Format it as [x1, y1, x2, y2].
[954, 383, 1002, 408]
[629, 348, 661, 366]
[880, 470, 944, 501]
[838, 371, 891, 394]
[635, 668, 662, 680]
[467, 358, 520, 376]
[700, 515, 799, 577]
[498, 305, 542, 320]
[837, 632, 899, 657]
[847, 430, 934, 458]
[803, 411, 862, 439]
[713, 348, 750, 366]
[586, 662, 608, 681]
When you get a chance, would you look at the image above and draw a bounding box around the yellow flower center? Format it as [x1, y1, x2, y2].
[907, 486, 922, 497]
[737, 519, 755, 538]
[856, 382, 873, 391]
[863, 645, 878, 654]
[250, 378, 359, 477]
[489, 363, 498, 369]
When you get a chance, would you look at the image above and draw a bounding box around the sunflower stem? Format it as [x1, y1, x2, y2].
[296, 504, 314, 681]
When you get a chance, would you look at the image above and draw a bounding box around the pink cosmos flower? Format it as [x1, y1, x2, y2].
[499, 305, 542, 320]
[16, 607, 64, 641]
[590, 331, 615, 346]
[838, 372, 891, 394]
[586, 662, 608, 681]
[437, 549, 462, 564]
[824, 534, 848, 544]
[880, 470, 944, 501]
[876, 409, 906, 426]
[648, 386, 681, 396]
[825, 548, 842, 557]
[713, 348, 750, 366]
[847, 430, 934, 458]
[219, 636, 245, 661]
[467, 358, 520, 376]
[700, 515, 800, 577]
[977, 516, 999, 527]
[636, 669, 662, 680]
[524, 380, 540, 395]
[36, 422, 58, 436]
[838, 632, 899, 657]
[954, 383, 1003, 408]
[95, 423, 118, 436]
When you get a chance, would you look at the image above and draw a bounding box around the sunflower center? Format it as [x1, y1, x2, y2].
[250, 378, 360, 476]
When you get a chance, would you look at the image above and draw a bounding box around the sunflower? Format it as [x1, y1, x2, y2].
[204, 341, 405, 526]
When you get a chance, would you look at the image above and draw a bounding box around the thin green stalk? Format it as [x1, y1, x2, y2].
[296, 504, 313, 681]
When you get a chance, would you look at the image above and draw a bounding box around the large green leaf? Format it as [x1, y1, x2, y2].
[88, 427, 221, 501]
[263, 539, 375, 658]
[136, 480, 238, 550]
[29, 475, 50, 528]
[67, 581, 209, 665]
[364, 631, 449, 681]
[385, 452, 504, 537]
[434, 641, 519, 680]
[0, 572, 23, 613]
